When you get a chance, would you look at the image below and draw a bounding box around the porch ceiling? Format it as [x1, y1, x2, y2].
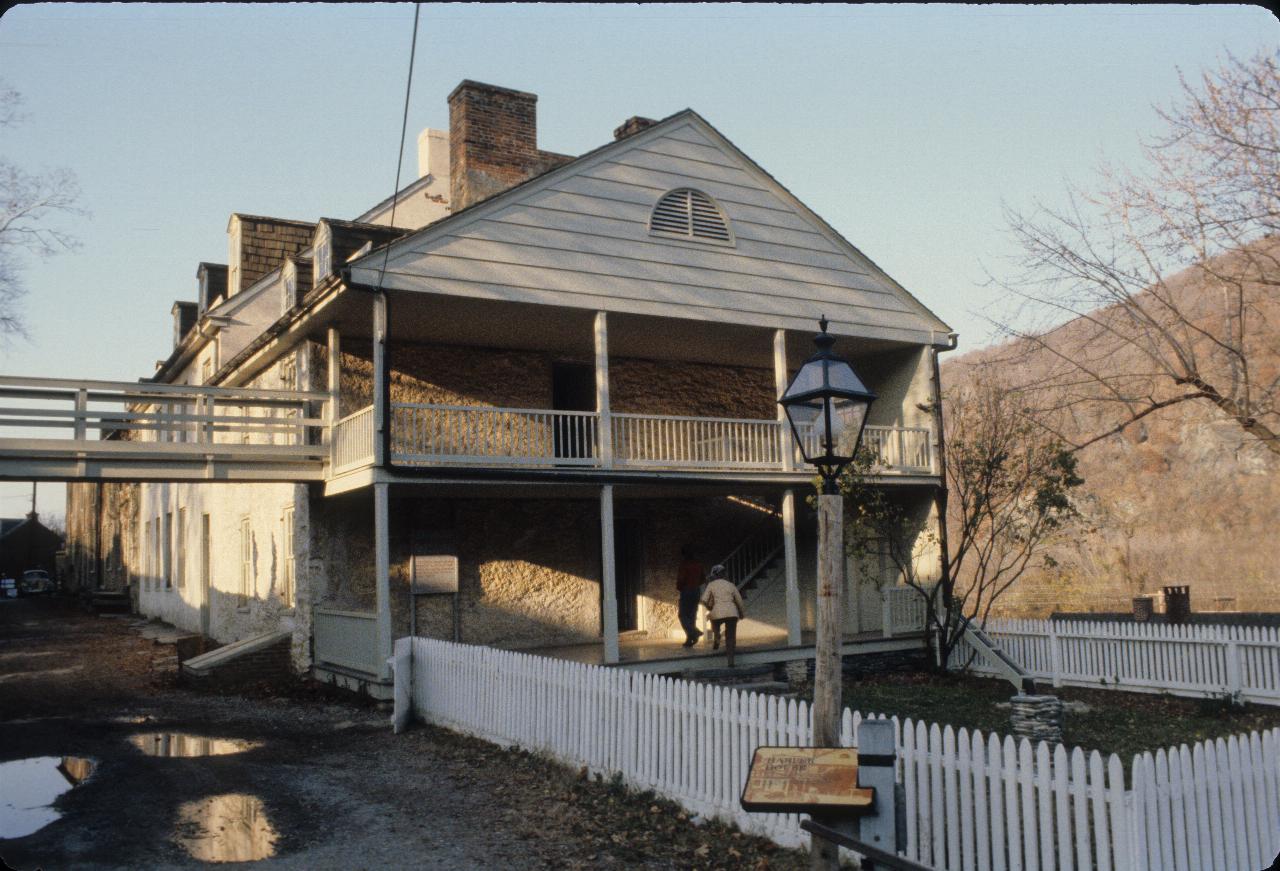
[318, 286, 915, 369]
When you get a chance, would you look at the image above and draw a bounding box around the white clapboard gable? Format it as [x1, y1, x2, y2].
[348, 111, 952, 347]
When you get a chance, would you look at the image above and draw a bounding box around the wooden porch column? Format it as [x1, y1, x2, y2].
[600, 484, 620, 664]
[773, 329, 793, 471]
[782, 488, 801, 646]
[374, 481, 392, 681]
[326, 327, 341, 460]
[595, 311, 613, 468]
[372, 292, 388, 467]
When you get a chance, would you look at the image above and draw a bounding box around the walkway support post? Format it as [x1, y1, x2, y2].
[600, 484, 619, 664]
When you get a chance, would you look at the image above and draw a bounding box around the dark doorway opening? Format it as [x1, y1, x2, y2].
[611, 518, 643, 632]
[552, 362, 596, 461]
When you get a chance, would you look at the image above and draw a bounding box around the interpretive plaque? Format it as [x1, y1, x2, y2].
[740, 746, 874, 814]
[411, 555, 458, 594]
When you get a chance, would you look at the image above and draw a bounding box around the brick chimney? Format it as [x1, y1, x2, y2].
[614, 116, 657, 141]
[448, 80, 574, 211]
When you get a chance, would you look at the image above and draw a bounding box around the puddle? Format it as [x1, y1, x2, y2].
[0, 756, 95, 839]
[175, 793, 277, 862]
[128, 733, 259, 758]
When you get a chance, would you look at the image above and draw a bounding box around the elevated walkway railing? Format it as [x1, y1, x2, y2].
[0, 375, 330, 480]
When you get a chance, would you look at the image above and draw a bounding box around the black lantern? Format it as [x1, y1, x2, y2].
[778, 317, 877, 492]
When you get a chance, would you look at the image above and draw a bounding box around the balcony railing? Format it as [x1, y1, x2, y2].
[332, 402, 936, 477]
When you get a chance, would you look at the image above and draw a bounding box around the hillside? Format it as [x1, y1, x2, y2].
[943, 238, 1280, 616]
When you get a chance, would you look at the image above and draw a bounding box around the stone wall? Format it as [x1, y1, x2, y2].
[318, 337, 777, 421]
[310, 493, 768, 649]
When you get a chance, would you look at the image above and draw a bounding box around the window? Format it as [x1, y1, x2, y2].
[278, 356, 299, 446]
[228, 225, 241, 296]
[283, 262, 298, 314]
[176, 508, 187, 590]
[281, 506, 295, 608]
[144, 519, 153, 590]
[239, 517, 252, 606]
[649, 188, 733, 244]
[163, 512, 173, 589]
[201, 356, 214, 385]
[312, 226, 332, 285]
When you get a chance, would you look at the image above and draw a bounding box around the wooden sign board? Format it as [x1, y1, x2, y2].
[411, 555, 458, 594]
[740, 747, 874, 815]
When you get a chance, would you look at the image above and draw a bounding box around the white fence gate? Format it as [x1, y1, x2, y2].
[960, 619, 1280, 706]
[399, 637, 1280, 870]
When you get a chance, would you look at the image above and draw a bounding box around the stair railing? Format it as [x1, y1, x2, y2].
[719, 519, 783, 594]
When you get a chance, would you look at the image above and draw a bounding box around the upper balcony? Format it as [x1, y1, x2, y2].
[331, 401, 934, 479]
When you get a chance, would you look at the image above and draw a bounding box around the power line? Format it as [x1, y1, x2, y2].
[376, 2, 421, 290]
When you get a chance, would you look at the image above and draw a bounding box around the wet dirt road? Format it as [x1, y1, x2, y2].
[0, 598, 805, 870]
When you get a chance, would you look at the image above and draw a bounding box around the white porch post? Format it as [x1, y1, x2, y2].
[595, 311, 613, 468]
[372, 292, 388, 467]
[773, 329, 794, 472]
[374, 481, 392, 681]
[782, 488, 801, 646]
[600, 484, 619, 664]
[326, 327, 341, 459]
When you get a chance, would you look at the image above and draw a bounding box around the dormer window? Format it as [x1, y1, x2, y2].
[282, 260, 298, 314]
[313, 225, 333, 285]
[649, 188, 733, 245]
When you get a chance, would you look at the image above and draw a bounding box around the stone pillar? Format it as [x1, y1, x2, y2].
[600, 485, 619, 664]
[1009, 694, 1064, 745]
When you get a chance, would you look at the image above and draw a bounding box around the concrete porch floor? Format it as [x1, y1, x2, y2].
[521, 629, 927, 674]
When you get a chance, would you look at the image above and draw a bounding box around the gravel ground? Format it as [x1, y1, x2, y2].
[0, 598, 809, 870]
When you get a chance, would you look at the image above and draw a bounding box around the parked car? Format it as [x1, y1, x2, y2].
[0, 577, 16, 599]
[19, 569, 54, 595]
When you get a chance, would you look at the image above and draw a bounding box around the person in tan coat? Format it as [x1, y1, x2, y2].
[700, 564, 745, 667]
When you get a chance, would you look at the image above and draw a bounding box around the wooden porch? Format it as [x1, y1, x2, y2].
[525, 628, 928, 674]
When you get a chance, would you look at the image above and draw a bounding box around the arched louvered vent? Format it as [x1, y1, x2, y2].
[649, 188, 733, 245]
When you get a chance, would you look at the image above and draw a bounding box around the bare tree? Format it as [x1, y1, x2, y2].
[841, 366, 1083, 667]
[991, 51, 1280, 455]
[0, 80, 83, 339]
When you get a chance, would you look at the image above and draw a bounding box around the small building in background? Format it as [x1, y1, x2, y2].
[0, 512, 64, 581]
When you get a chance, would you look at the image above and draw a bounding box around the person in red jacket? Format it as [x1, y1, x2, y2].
[676, 546, 705, 648]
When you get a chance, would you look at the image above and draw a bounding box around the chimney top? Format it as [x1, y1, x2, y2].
[614, 116, 658, 141]
[447, 80, 538, 103]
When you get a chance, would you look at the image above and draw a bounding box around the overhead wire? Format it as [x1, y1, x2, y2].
[375, 2, 422, 292]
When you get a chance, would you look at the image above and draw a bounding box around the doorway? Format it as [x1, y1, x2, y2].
[610, 518, 643, 633]
[552, 362, 596, 461]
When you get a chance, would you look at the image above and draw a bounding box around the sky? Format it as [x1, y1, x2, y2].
[0, 2, 1277, 519]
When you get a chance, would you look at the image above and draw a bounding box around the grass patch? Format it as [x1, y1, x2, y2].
[835, 671, 1280, 761]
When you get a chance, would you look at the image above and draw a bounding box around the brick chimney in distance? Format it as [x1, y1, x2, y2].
[448, 80, 573, 211]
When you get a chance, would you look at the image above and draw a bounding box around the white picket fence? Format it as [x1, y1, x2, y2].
[398, 637, 1280, 870]
[960, 619, 1280, 706]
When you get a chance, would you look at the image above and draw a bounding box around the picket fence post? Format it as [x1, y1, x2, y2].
[1047, 621, 1063, 688]
[1225, 638, 1243, 697]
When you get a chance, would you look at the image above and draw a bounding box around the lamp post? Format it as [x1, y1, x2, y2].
[779, 317, 876, 870]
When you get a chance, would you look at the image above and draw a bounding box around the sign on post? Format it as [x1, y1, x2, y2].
[740, 747, 874, 815]
[411, 555, 458, 594]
